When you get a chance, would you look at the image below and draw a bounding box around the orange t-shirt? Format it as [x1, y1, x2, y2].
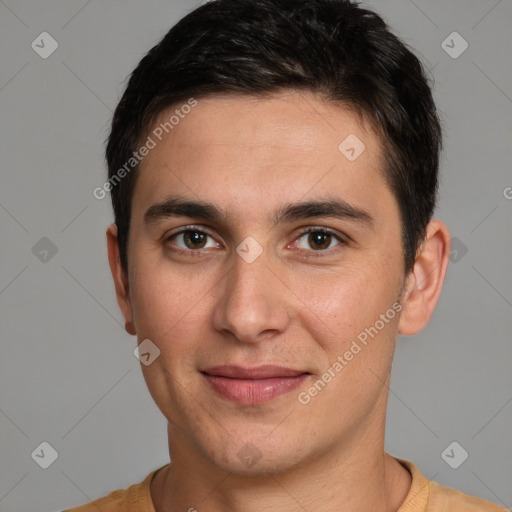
[62, 458, 507, 511]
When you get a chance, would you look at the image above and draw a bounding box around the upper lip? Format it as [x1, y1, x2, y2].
[202, 365, 309, 379]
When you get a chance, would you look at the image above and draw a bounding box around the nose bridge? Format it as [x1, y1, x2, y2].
[212, 245, 290, 343]
[230, 248, 270, 300]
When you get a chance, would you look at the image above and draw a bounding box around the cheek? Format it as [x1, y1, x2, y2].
[131, 265, 208, 421]
[298, 268, 402, 418]
[129, 261, 221, 390]
[129, 257, 207, 339]
[295, 261, 401, 355]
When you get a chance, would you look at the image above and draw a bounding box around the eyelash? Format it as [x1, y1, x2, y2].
[165, 225, 346, 257]
[294, 227, 346, 256]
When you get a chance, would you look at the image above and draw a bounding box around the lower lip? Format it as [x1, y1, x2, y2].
[202, 373, 309, 405]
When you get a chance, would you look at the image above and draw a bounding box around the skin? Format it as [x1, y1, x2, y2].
[107, 90, 450, 511]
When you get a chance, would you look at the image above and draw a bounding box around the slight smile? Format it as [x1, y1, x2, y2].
[201, 365, 311, 405]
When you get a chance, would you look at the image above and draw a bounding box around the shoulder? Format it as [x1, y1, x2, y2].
[396, 458, 507, 512]
[428, 480, 508, 512]
[62, 466, 165, 512]
[62, 486, 138, 512]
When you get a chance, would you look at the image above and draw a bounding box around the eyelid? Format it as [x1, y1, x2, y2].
[164, 224, 348, 255]
[296, 225, 347, 241]
[164, 224, 217, 240]
[164, 225, 221, 252]
[292, 226, 347, 252]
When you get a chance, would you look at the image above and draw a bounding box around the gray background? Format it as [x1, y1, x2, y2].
[0, 0, 511, 510]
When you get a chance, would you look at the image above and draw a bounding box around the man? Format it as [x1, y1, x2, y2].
[65, 0, 506, 510]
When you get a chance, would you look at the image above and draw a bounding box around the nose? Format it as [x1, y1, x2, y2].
[212, 249, 291, 344]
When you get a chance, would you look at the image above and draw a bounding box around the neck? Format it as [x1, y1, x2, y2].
[151, 424, 411, 512]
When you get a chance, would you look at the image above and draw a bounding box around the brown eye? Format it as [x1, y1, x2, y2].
[295, 228, 343, 252]
[307, 231, 332, 250]
[183, 230, 208, 249]
[168, 228, 218, 251]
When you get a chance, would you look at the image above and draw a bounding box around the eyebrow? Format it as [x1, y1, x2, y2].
[143, 196, 374, 228]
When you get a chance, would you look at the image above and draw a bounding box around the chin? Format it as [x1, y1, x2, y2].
[202, 429, 309, 476]
[215, 448, 301, 476]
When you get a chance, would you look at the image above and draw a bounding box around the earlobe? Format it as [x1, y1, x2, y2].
[124, 321, 137, 336]
[398, 220, 451, 336]
[106, 224, 136, 336]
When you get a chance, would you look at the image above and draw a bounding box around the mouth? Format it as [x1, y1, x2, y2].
[201, 365, 311, 405]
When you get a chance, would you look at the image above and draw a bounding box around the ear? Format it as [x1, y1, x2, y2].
[106, 224, 136, 336]
[398, 220, 451, 336]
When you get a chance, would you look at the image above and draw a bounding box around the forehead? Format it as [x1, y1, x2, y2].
[133, 91, 393, 221]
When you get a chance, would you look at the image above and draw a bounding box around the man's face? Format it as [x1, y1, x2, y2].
[123, 91, 407, 473]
